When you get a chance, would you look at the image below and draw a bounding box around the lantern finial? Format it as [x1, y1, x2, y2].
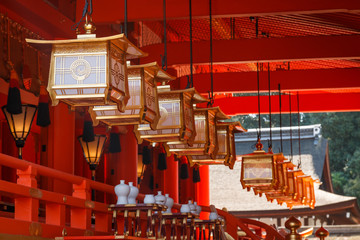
[315, 226, 329, 240]
[256, 137, 263, 151]
[84, 14, 96, 34]
[285, 216, 301, 240]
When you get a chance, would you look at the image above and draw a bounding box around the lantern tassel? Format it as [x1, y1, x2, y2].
[83, 112, 95, 142]
[36, 85, 51, 127]
[180, 156, 189, 180]
[142, 146, 152, 165]
[109, 131, 121, 153]
[193, 165, 201, 183]
[6, 67, 22, 114]
[157, 143, 167, 170]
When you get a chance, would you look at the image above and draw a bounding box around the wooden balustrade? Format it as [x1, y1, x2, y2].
[0, 153, 287, 240]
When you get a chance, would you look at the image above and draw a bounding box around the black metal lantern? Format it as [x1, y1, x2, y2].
[2, 104, 37, 159]
[78, 134, 107, 179]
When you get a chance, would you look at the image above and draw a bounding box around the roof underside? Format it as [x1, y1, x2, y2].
[1, 0, 360, 114]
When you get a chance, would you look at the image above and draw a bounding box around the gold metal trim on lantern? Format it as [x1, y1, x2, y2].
[240, 139, 276, 189]
[134, 87, 208, 146]
[26, 34, 147, 111]
[167, 106, 229, 158]
[88, 62, 175, 129]
[188, 121, 246, 168]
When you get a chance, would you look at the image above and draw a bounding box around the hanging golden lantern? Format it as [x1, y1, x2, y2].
[252, 153, 289, 195]
[240, 139, 275, 189]
[88, 62, 175, 129]
[286, 169, 304, 199]
[134, 86, 208, 145]
[26, 34, 146, 111]
[301, 176, 316, 209]
[166, 107, 229, 157]
[188, 121, 246, 169]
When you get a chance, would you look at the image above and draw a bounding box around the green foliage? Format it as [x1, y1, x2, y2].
[331, 171, 347, 195]
[344, 177, 360, 203]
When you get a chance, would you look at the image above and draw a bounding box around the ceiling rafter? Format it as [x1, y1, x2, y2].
[140, 34, 360, 66]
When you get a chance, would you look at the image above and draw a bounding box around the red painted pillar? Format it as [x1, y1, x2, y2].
[48, 102, 75, 195]
[195, 165, 210, 219]
[179, 162, 195, 204]
[108, 125, 138, 186]
[163, 154, 179, 203]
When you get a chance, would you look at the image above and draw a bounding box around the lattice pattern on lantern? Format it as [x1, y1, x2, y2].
[134, 86, 208, 145]
[240, 139, 276, 189]
[263, 166, 302, 203]
[188, 121, 246, 169]
[26, 34, 147, 111]
[166, 107, 229, 157]
[88, 62, 175, 129]
[252, 153, 289, 195]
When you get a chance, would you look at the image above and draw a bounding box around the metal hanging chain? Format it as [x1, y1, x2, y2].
[268, 63, 272, 148]
[297, 92, 302, 168]
[208, 0, 214, 107]
[278, 84, 283, 153]
[72, 0, 93, 31]
[124, 0, 128, 37]
[257, 62, 261, 139]
[189, 0, 193, 87]
[289, 92, 293, 161]
[161, 0, 167, 70]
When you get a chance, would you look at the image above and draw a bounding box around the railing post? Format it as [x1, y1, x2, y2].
[15, 165, 39, 222]
[285, 216, 301, 240]
[71, 180, 92, 230]
[315, 226, 329, 240]
[95, 211, 112, 233]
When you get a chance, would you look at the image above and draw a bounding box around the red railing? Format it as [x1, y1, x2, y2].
[0, 153, 285, 240]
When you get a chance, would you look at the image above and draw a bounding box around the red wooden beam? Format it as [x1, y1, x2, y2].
[179, 68, 360, 93]
[80, 0, 360, 22]
[206, 93, 360, 115]
[0, 0, 75, 39]
[141, 35, 360, 66]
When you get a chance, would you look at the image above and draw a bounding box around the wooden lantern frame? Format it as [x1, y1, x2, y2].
[167, 107, 229, 158]
[240, 139, 276, 189]
[134, 86, 208, 146]
[188, 122, 246, 169]
[26, 34, 146, 111]
[88, 62, 175, 129]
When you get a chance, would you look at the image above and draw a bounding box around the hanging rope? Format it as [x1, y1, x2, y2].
[189, 0, 193, 88]
[161, 0, 167, 70]
[124, 0, 128, 37]
[297, 92, 302, 168]
[278, 84, 283, 153]
[289, 92, 293, 161]
[207, 0, 214, 107]
[72, 0, 93, 31]
[257, 62, 261, 139]
[268, 63, 272, 149]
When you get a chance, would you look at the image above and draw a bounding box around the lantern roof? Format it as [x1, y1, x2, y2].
[217, 121, 247, 133]
[240, 139, 274, 158]
[159, 87, 209, 104]
[26, 33, 147, 59]
[128, 62, 176, 83]
[194, 106, 230, 120]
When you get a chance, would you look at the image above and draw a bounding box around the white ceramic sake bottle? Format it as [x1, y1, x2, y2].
[164, 193, 174, 213]
[127, 182, 139, 204]
[114, 180, 130, 204]
[155, 191, 166, 205]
